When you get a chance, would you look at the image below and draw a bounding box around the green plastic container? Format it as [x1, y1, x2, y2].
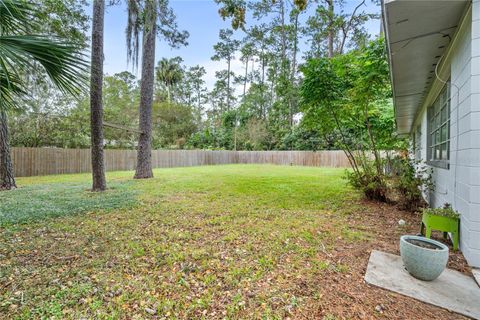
[421, 212, 459, 250]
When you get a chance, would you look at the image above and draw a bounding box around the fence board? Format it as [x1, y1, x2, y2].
[10, 147, 351, 177]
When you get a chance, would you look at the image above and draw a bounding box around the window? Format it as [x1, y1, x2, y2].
[427, 83, 450, 169]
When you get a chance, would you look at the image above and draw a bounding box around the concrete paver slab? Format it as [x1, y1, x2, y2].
[364, 250, 480, 319]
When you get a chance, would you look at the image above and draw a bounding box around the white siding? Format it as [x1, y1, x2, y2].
[466, 0, 480, 265]
[413, 4, 480, 267]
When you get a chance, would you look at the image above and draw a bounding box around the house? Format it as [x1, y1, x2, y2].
[382, 0, 480, 267]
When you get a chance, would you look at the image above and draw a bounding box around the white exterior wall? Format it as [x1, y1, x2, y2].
[413, 4, 480, 267]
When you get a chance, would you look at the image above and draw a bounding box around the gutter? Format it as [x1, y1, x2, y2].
[381, 0, 402, 135]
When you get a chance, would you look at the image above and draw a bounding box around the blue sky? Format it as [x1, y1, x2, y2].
[100, 0, 381, 89]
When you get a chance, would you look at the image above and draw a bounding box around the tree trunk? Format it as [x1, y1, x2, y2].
[364, 102, 383, 176]
[279, 0, 286, 62]
[197, 84, 201, 111]
[291, 12, 299, 82]
[227, 58, 231, 111]
[327, 0, 334, 58]
[0, 111, 16, 190]
[134, 5, 157, 179]
[261, 52, 266, 119]
[90, 0, 107, 191]
[243, 58, 248, 98]
[289, 10, 300, 127]
[167, 85, 171, 103]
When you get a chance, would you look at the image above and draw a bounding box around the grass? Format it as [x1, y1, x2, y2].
[0, 165, 369, 319]
[0, 180, 137, 226]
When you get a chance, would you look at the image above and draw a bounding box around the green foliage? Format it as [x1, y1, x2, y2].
[6, 0, 381, 153]
[303, 0, 375, 58]
[279, 126, 330, 151]
[300, 38, 413, 204]
[152, 101, 197, 148]
[215, 0, 247, 30]
[344, 155, 390, 202]
[392, 157, 433, 211]
[126, 0, 189, 68]
[103, 72, 140, 148]
[33, 0, 89, 48]
[300, 39, 385, 199]
[10, 72, 140, 149]
[187, 129, 216, 149]
[155, 57, 184, 102]
[423, 204, 460, 220]
[0, 0, 89, 112]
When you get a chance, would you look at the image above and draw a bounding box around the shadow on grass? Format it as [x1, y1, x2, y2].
[0, 181, 138, 227]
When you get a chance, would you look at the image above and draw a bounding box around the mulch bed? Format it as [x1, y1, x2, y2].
[294, 200, 471, 320]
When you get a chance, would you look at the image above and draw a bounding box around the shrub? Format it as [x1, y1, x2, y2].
[345, 154, 434, 212]
[391, 158, 433, 212]
[345, 156, 390, 203]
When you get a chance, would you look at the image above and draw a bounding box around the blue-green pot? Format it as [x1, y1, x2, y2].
[400, 235, 449, 281]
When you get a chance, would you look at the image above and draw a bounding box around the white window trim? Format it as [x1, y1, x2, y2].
[427, 82, 450, 170]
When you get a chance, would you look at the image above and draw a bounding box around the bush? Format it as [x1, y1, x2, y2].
[345, 155, 390, 203]
[345, 154, 434, 212]
[391, 158, 433, 212]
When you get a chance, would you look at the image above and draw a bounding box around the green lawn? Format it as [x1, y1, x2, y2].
[0, 165, 459, 319]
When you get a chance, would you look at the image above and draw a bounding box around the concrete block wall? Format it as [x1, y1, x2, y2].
[461, 0, 480, 267]
[413, 4, 480, 267]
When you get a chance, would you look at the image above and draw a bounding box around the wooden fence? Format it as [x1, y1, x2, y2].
[10, 148, 350, 177]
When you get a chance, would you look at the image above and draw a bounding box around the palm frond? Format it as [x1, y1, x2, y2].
[0, 0, 89, 113]
[0, 0, 35, 35]
[0, 69, 25, 111]
[0, 35, 89, 97]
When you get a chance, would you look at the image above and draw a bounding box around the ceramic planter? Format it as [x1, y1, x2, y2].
[400, 235, 449, 281]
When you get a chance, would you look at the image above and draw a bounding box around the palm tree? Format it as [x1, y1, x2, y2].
[0, 0, 88, 190]
[156, 58, 183, 103]
[90, 0, 107, 191]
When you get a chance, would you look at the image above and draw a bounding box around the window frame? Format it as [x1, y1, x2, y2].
[427, 82, 451, 170]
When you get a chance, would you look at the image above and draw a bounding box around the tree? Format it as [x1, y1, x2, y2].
[246, 24, 270, 119]
[210, 70, 236, 117]
[178, 65, 207, 125]
[103, 72, 139, 148]
[0, 0, 88, 190]
[126, 0, 188, 179]
[303, 0, 374, 59]
[186, 65, 207, 111]
[238, 41, 254, 98]
[34, 0, 89, 48]
[155, 57, 183, 103]
[215, 0, 247, 30]
[152, 102, 197, 148]
[211, 29, 240, 111]
[90, 0, 107, 191]
[6, 0, 91, 151]
[300, 38, 403, 201]
[134, 0, 157, 179]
